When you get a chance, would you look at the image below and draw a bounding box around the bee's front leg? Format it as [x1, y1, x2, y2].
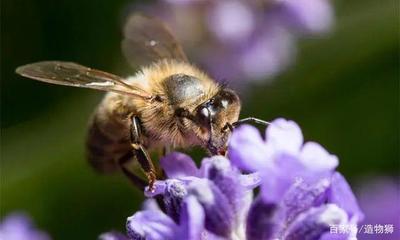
[130, 115, 157, 192]
[118, 151, 146, 191]
[162, 145, 172, 157]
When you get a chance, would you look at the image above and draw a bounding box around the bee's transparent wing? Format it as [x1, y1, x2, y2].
[122, 14, 188, 69]
[16, 61, 152, 99]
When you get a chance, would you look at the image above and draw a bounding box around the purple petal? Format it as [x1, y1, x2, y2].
[187, 179, 234, 237]
[320, 232, 351, 240]
[141, 199, 161, 212]
[327, 172, 364, 221]
[201, 156, 244, 199]
[246, 197, 280, 240]
[163, 180, 188, 223]
[197, 231, 227, 240]
[283, 177, 331, 223]
[283, 204, 349, 240]
[176, 196, 205, 240]
[126, 210, 177, 240]
[228, 125, 268, 172]
[265, 118, 303, 155]
[144, 180, 167, 197]
[98, 231, 128, 240]
[160, 152, 199, 178]
[201, 156, 254, 227]
[300, 142, 338, 172]
[239, 172, 261, 190]
[260, 154, 307, 203]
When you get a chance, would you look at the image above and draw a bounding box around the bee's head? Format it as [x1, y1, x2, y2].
[195, 88, 241, 155]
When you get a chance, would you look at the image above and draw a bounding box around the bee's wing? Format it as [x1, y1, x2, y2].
[16, 61, 152, 99]
[122, 14, 188, 69]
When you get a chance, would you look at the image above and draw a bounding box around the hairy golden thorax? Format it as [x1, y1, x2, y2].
[98, 59, 221, 149]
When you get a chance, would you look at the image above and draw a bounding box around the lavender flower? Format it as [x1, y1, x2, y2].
[117, 118, 363, 240]
[229, 118, 364, 239]
[124, 154, 259, 239]
[136, 0, 334, 85]
[0, 212, 51, 240]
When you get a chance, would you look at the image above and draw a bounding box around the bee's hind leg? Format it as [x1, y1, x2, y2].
[130, 115, 157, 192]
[118, 147, 165, 211]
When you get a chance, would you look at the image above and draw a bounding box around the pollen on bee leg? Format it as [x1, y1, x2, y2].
[146, 171, 157, 193]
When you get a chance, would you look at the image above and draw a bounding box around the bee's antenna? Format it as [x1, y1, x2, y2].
[232, 117, 270, 128]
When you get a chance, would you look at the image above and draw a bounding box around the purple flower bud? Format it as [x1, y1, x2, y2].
[0, 213, 51, 240]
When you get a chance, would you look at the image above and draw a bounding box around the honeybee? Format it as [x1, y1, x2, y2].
[16, 14, 267, 191]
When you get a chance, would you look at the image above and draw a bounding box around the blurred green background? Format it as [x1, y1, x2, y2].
[1, 0, 398, 239]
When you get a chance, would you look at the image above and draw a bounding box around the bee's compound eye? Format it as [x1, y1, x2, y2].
[197, 106, 211, 125]
[199, 107, 209, 119]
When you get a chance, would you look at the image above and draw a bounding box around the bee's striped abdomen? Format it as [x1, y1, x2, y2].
[86, 111, 131, 174]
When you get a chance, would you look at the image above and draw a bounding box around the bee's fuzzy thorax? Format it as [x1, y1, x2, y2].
[131, 59, 220, 99]
[124, 59, 221, 148]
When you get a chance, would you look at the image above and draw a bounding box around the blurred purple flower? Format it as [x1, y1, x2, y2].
[138, 0, 334, 85]
[271, 0, 334, 34]
[119, 118, 363, 240]
[98, 231, 129, 240]
[207, 1, 255, 43]
[356, 177, 400, 240]
[0, 212, 51, 240]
